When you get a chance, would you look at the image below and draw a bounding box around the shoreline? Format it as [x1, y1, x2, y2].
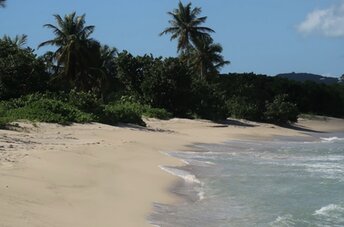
[150, 131, 344, 226]
[0, 117, 343, 226]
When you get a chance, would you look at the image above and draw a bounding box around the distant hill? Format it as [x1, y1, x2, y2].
[276, 73, 339, 85]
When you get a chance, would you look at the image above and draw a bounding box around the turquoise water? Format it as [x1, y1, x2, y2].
[151, 134, 344, 227]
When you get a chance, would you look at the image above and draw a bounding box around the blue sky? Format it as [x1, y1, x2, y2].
[0, 0, 343, 77]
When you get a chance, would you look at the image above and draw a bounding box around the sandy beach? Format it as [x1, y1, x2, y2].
[0, 117, 343, 227]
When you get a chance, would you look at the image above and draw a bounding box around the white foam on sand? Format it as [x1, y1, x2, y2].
[159, 165, 201, 184]
[158, 165, 205, 200]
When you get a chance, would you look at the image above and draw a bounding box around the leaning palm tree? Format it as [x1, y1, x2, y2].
[160, 1, 215, 54]
[190, 37, 230, 79]
[38, 12, 101, 91]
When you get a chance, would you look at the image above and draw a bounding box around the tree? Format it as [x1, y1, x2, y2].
[264, 94, 299, 124]
[2, 34, 28, 48]
[98, 45, 118, 98]
[100, 45, 117, 77]
[114, 51, 146, 96]
[0, 38, 48, 99]
[160, 1, 214, 54]
[38, 12, 102, 91]
[141, 57, 192, 116]
[190, 37, 229, 79]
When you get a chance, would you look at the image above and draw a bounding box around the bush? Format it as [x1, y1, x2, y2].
[0, 93, 47, 109]
[142, 105, 172, 120]
[0, 39, 48, 100]
[226, 96, 261, 121]
[102, 102, 146, 126]
[264, 94, 299, 124]
[0, 93, 170, 127]
[66, 89, 103, 114]
[0, 98, 95, 124]
[141, 57, 192, 117]
[190, 79, 227, 120]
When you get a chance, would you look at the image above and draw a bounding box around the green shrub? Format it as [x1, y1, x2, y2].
[226, 97, 261, 121]
[1, 98, 95, 124]
[0, 93, 46, 109]
[142, 105, 172, 120]
[264, 94, 299, 124]
[67, 89, 103, 114]
[102, 102, 146, 126]
[190, 79, 227, 120]
[0, 93, 171, 126]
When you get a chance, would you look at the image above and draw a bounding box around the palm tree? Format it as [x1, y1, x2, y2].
[190, 37, 230, 79]
[2, 34, 28, 48]
[160, 1, 214, 54]
[100, 44, 117, 75]
[0, 0, 6, 8]
[98, 45, 118, 98]
[38, 12, 100, 91]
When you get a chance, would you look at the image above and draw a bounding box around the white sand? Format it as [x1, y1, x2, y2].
[0, 117, 343, 226]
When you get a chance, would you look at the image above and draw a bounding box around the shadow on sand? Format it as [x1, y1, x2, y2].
[211, 119, 256, 128]
[117, 123, 175, 133]
[280, 123, 325, 134]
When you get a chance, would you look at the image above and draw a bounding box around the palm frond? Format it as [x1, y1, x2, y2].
[53, 14, 65, 30]
[191, 6, 202, 16]
[195, 26, 215, 33]
[159, 27, 179, 36]
[161, 1, 215, 54]
[0, 0, 6, 8]
[14, 34, 28, 47]
[38, 39, 59, 48]
[2, 34, 28, 48]
[81, 25, 95, 38]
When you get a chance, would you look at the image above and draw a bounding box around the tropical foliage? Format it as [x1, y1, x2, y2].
[2, 34, 28, 47]
[160, 2, 214, 53]
[38, 12, 104, 92]
[0, 2, 343, 127]
[0, 37, 48, 99]
[160, 2, 229, 80]
[265, 94, 299, 124]
[0, 94, 95, 124]
[190, 37, 230, 79]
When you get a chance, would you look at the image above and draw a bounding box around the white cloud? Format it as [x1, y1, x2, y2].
[298, 1, 344, 37]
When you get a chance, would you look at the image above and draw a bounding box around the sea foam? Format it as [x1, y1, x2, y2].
[314, 204, 344, 216]
[321, 137, 344, 142]
[159, 165, 205, 200]
[270, 214, 296, 226]
[159, 165, 201, 184]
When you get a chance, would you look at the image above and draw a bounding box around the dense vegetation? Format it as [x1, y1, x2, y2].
[0, 2, 343, 127]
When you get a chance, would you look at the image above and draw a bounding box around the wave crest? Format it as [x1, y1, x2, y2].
[314, 204, 344, 216]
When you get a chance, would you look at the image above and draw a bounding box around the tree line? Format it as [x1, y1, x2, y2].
[0, 2, 343, 127]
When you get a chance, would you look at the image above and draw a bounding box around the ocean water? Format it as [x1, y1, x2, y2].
[150, 133, 344, 227]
